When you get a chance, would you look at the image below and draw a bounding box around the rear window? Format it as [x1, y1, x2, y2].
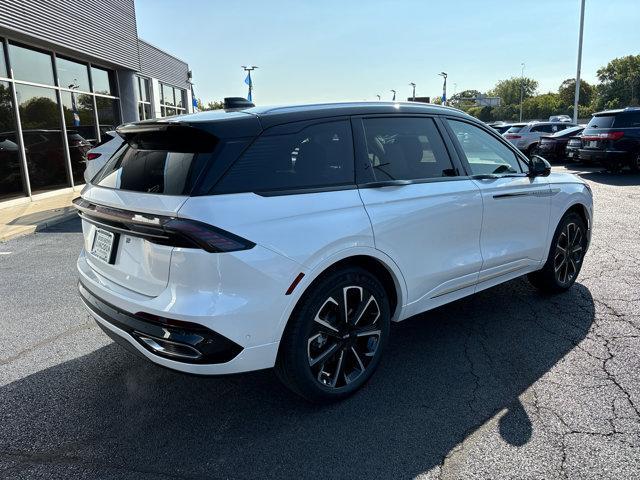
[613, 112, 640, 128]
[505, 125, 524, 133]
[93, 147, 212, 194]
[586, 115, 615, 129]
[214, 120, 354, 194]
[552, 126, 583, 137]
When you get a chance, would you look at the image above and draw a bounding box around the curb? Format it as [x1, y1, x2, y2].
[0, 209, 78, 242]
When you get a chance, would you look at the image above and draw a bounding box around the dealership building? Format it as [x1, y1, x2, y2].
[0, 0, 194, 206]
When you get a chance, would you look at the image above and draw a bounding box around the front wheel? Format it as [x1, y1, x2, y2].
[275, 267, 390, 403]
[528, 211, 587, 293]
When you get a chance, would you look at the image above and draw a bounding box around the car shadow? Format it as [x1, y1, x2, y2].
[574, 170, 640, 186]
[0, 278, 595, 479]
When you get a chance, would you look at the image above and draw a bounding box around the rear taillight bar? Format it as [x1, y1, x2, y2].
[86, 152, 102, 161]
[582, 131, 624, 141]
[72, 197, 255, 253]
[505, 134, 521, 139]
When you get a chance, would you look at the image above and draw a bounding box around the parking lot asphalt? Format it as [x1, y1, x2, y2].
[1, 164, 639, 479]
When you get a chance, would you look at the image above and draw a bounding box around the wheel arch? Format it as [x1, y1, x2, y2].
[274, 249, 407, 344]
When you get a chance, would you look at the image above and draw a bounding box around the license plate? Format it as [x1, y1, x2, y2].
[91, 228, 116, 263]
[567, 151, 574, 157]
[588, 141, 598, 148]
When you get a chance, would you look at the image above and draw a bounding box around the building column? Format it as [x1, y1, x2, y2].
[116, 70, 138, 123]
[150, 78, 162, 118]
[186, 86, 194, 113]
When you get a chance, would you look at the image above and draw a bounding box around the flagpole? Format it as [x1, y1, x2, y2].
[242, 65, 258, 102]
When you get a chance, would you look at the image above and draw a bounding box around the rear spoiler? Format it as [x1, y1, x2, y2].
[115, 122, 218, 153]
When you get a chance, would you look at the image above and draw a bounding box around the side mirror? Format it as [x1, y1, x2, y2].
[528, 155, 551, 177]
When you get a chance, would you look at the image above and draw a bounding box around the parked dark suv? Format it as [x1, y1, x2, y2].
[579, 108, 640, 172]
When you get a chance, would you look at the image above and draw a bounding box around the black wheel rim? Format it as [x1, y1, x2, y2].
[307, 286, 381, 389]
[554, 222, 584, 286]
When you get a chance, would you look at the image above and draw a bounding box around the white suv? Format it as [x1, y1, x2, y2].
[75, 102, 593, 402]
[504, 121, 577, 156]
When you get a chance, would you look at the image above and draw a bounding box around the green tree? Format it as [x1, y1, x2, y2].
[521, 93, 562, 120]
[489, 77, 538, 106]
[595, 55, 640, 108]
[450, 89, 481, 109]
[196, 98, 225, 111]
[558, 78, 594, 108]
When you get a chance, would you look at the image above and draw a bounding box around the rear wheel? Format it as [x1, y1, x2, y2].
[275, 267, 390, 403]
[629, 153, 640, 173]
[528, 212, 587, 293]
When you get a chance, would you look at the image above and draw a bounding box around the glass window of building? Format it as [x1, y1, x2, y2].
[91, 66, 115, 95]
[61, 91, 97, 184]
[136, 76, 152, 120]
[15, 84, 69, 194]
[8, 43, 55, 86]
[0, 41, 7, 78]
[160, 83, 186, 117]
[0, 81, 25, 200]
[56, 57, 90, 92]
[95, 96, 120, 137]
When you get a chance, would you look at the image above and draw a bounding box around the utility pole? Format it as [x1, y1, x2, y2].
[573, 0, 586, 123]
[519, 62, 525, 122]
[409, 82, 416, 101]
[438, 72, 448, 106]
[376, 94, 381, 100]
[241, 65, 258, 102]
[390, 89, 396, 101]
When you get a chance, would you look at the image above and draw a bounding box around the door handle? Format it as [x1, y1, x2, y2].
[360, 180, 412, 188]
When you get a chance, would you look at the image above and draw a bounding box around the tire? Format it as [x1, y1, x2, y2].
[275, 267, 391, 403]
[528, 211, 588, 293]
[629, 153, 640, 173]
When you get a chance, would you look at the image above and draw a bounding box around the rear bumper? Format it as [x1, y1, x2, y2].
[77, 244, 302, 375]
[577, 149, 628, 164]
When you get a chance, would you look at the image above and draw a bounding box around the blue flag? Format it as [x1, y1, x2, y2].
[244, 73, 252, 86]
[247, 90, 252, 102]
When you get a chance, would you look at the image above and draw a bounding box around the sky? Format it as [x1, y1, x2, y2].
[135, 0, 640, 105]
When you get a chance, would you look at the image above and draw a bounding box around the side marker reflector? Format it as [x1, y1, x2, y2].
[285, 272, 305, 295]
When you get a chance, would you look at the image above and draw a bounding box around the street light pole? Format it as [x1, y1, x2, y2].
[409, 82, 416, 101]
[390, 89, 396, 101]
[438, 72, 448, 106]
[519, 62, 525, 122]
[573, 0, 586, 123]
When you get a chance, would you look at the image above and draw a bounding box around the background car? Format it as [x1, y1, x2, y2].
[83, 131, 123, 183]
[565, 136, 583, 162]
[534, 125, 584, 162]
[578, 107, 640, 172]
[488, 122, 517, 134]
[504, 121, 577, 157]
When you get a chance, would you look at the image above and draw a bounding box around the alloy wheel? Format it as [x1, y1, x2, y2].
[307, 286, 382, 388]
[554, 222, 584, 286]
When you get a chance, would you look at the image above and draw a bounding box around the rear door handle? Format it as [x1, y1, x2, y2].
[359, 180, 412, 188]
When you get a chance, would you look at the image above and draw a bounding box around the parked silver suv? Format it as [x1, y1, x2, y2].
[504, 121, 577, 156]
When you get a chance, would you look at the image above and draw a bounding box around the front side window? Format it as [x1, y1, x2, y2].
[447, 119, 522, 175]
[361, 117, 455, 181]
[215, 120, 354, 194]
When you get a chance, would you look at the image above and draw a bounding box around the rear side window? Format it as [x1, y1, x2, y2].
[93, 132, 115, 148]
[214, 120, 353, 194]
[586, 115, 615, 129]
[505, 125, 524, 134]
[361, 117, 455, 180]
[613, 112, 640, 128]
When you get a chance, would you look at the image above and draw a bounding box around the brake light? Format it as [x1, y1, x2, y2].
[505, 134, 521, 139]
[582, 131, 624, 141]
[86, 152, 102, 160]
